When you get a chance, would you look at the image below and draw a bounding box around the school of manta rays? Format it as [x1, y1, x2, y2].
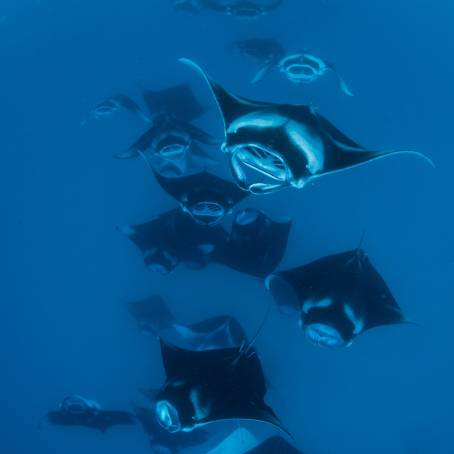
[41, 1, 434, 453]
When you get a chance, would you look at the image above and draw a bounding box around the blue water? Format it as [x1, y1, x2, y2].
[2, 0, 453, 453]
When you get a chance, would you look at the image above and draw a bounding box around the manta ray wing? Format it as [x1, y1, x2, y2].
[180, 58, 266, 129]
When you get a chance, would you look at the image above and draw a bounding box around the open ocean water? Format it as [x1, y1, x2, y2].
[2, 1, 454, 453]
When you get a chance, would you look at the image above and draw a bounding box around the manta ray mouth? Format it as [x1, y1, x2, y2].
[60, 395, 100, 415]
[156, 400, 182, 433]
[304, 323, 348, 348]
[154, 133, 191, 158]
[159, 143, 189, 158]
[92, 100, 120, 118]
[284, 64, 318, 83]
[187, 201, 226, 225]
[229, 144, 290, 194]
[280, 54, 324, 83]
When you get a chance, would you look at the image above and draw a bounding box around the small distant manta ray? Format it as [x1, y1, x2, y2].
[213, 208, 292, 278]
[179, 58, 433, 194]
[133, 405, 209, 454]
[115, 84, 218, 175]
[278, 53, 354, 96]
[118, 208, 228, 274]
[118, 114, 218, 177]
[154, 339, 290, 435]
[128, 294, 248, 350]
[201, 0, 284, 18]
[84, 95, 151, 124]
[265, 248, 409, 348]
[234, 38, 353, 95]
[245, 435, 304, 453]
[152, 170, 249, 225]
[42, 395, 136, 432]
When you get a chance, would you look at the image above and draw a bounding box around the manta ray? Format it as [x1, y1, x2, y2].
[43, 395, 135, 432]
[266, 248, 409, 348]
[115, 84, 218, 176]
[234, 38, 353, 94]
[85, 95, 151, 123]
[152, 170, 249, 225]
[179, 58, 433, 194]
[154, 339, 290, 435]
[213, 208, 292, 278]
[118, 208, 228, 274]
[128, 294, 248, 350]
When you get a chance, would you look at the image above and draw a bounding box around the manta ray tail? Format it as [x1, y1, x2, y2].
[233, 298, 273, 365]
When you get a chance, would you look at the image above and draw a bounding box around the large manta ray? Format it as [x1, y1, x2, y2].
[43, 395, 135, 433]
[201, 0, 284, 18]
[266, 248, 408, 348]
[234, 38, 353, 94]
[179, 59, 432, 194]
[154, 340, 290, 435]
[128, 294, 248, 350]
[118, 208, 228, 274]
[213, 208, 292, 278]
[134, 405, 209, 454]
[152, 170, 249, 225]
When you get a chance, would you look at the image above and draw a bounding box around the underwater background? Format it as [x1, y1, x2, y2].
[2, 0, 454, 453]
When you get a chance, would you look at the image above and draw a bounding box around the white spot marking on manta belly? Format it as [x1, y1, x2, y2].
[302, 297, 332, 314]
[189, 387, 211, 422]
[228, 112, 288, 134]
[343, 303, 364, 335]
[286, 120, 324, 174]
